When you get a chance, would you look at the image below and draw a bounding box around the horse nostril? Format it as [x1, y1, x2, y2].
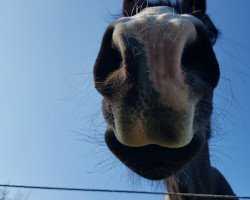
[113, 35, 147, 85]
[94, 23, 148, 98]
[181, 26, 220, 89]
[93, 25, 123, 97]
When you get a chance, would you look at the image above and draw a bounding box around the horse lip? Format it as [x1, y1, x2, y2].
[105, 127, 206, 180]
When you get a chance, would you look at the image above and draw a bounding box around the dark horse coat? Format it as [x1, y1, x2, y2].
[94, 0, 238, 199]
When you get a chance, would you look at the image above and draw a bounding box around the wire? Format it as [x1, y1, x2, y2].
[0, 184, 250, 199]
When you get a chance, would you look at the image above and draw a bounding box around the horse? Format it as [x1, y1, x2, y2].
[93, 0, 238, 199]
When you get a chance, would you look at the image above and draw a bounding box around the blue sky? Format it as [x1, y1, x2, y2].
[0, 0, 249, 199]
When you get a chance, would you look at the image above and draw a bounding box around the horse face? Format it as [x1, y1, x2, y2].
[94, 0, 220, 180]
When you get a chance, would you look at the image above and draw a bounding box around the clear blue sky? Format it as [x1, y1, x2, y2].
[0, 0, 249, 199]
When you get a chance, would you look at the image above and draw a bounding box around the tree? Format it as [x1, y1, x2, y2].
[0, 188, 29, 200]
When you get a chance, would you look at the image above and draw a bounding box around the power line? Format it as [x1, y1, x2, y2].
[0, 184, 249, 199]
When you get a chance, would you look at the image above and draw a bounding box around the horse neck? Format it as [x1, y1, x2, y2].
[165, 142, 238, 200]
[166, 142, 212, 199]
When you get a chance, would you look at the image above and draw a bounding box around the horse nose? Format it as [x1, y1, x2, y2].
[94, 13, 198, 110]
[94, 8, 203, 148]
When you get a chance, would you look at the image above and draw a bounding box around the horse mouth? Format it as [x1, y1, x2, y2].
[102, 90, 206, 180]
[105, 127, 205, 180]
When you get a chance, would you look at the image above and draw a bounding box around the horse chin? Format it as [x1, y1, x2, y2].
[105, 127, 206, 180]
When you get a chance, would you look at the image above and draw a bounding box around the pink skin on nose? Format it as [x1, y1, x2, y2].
[111, 7, 198, 148]
[113, 9, 197, 111]
[146, 17, 197, 111]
